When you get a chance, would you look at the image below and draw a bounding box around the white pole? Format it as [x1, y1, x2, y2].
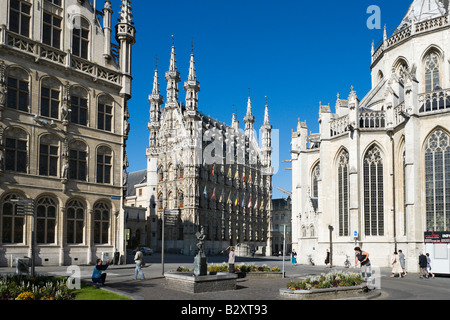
[282, 225, 286, 278]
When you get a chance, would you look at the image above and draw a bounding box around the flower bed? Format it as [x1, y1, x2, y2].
[280, 272, 372, 300]
[0, 274, 75, 301]
[286, 272, 362, 290]
[175, 263, 282, 276]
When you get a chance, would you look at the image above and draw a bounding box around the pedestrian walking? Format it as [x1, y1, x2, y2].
[391, 251, 403, 278]
[291, 249, 297, 264]
[426, 253, 435, 278]
[133, 246, 146, 280]
[228, 247, 236, 273]
[325, 249, 331, 267]
[398, 249, 407, 276]
[419, 252, 428, 279]
[354, 247, 371, 281]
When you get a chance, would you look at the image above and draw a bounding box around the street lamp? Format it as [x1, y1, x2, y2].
[328, 225, 334, 268]
[281, 224, 288, 278]
[11, 198, 36, 277]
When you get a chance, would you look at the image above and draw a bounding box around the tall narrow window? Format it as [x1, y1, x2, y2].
[72, 18, 89, 59]
[69, 140, 87, 181]
[363, 145, 384, 236]
[5, 127, 27, 173]
[425, 52, 440, 92]
[338, 150, 349, 236]
[94, 202, 110, 244]
[98, 97, 113, 131]
[41, 78, 60, 119]
[70, 87, 88, 126]
[97, 146, 112, 184]
[9, 0, 31, 37]
[7, 68, 29, 112]
[312, 163, 320, 198]
[43, 12, 62, 49]
[425, 129, 450, 231]
[66, 199, 85, 244]
[36, 197, 57, 244]
[1, 194, 24, 243]
[39, 135, 59, 177]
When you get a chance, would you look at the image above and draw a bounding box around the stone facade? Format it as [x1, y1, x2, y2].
[138, 45, 274, 256]
[0, 0, 135, 266]
[291, 0, 450, 272]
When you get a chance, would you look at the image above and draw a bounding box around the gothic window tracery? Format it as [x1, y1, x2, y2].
[1, 193, 24, 244]
[337, 150, 349, 236]
[66, 199, 85, 244]
[424, 51, 440, 92]
[363, 145, 384, 236]
[94, 202, 110, 244]
[36, 196, 57, 244]
[425, 129, 450, 231]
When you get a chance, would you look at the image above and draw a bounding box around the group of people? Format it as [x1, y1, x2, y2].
[91, 246, 147, 285]
[419, 252, 435, 279]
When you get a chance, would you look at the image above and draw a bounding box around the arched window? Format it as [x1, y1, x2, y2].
[70, 86, 88, 126]
[7, 67, 29, 112]
[395, 60, 408, 83]
[178, 191, 184, 208]
[39, 134, 59, 177]
[337, 150, 349, 236]
[72, 17, 89, 59]
[94, 202, 110, 244]
[425, 51, 440, 92]
[66, 199, 85, 244]
[363, 145, 384, 236]
[1, 193, 24, 243]
[425, 129, 450, 231]
[4, 127, 28, 173]
[36, 197, 57, 244]
[96, 146, 112, 184]
[40, 77, 61, 119]
[311, 163, 320, 198]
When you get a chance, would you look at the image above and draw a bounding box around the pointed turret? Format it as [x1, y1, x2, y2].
[243, 92, 255, 138]
[115, 0, 136, 98]
[102, 0, 113, 60]
[184, 51, 200, 112]
[149, 67, 163, 127]
[260, 98, 272, 170]
[165, 44, 181, 109]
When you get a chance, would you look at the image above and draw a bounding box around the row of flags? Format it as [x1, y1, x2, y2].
[210, 163, 254, 183]
[203, 186, 269, 211]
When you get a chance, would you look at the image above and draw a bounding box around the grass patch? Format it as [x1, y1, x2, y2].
[73, 283, 131, 300]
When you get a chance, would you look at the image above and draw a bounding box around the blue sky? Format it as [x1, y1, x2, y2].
[115, 0, 413, 198]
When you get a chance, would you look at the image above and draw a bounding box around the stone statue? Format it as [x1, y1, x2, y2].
[195, 226, 206, 254]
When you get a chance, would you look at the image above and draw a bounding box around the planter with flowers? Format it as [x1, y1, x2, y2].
[280, 271, 377, 300]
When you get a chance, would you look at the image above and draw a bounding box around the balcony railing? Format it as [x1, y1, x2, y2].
[418, 89, 450, 113]
[3, 29, 122, 86]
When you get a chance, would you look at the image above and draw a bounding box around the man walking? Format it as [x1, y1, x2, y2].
[133, 247, 146, 280]
[419, 252, 428, 279]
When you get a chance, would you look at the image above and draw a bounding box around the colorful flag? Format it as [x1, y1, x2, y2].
[212, 188, 216, 200]
[203, 186, 207, 198]
[234, 170, 238, 179]
[260, 200, 264, 210]
[234, 196, 239, 207]
[227, 192, 231, 204]
[248, 197, 252, 209]
[227, 166, 231, 178]
[248, 172, 252, 183]
[254, 199, 258, 210]
[211, 163, 215, 176]
[219, 193, 223, 203]
[242, 171, 246, 182]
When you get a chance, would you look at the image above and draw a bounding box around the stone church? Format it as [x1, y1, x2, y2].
[291, 0, 450, 272]
[129, 44, 274, 256]
[0, 0, 135, 266]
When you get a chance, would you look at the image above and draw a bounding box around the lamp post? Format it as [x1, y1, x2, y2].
[281, 224, 288, 278]
[328, 225, 334, 268]
[12, 198, 36, 277]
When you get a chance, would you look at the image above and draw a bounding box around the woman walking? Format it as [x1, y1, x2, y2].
[391, 251, 403, 278]
[426, 253, 435, 278]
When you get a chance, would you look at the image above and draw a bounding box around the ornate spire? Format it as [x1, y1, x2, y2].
[149, 66, 163, 126]
[244, 89, 255, 137]
[165, 39, 181, 108]
[119, 0, 134, 25]
[184, 50, 200, 112]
